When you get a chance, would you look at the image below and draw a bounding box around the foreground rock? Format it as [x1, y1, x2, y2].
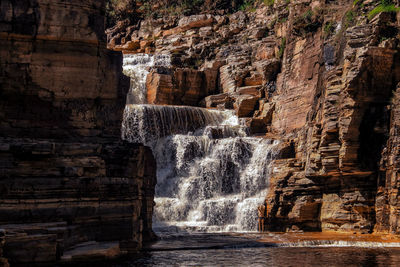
[0, 0, 156, 265]
[60, 241, 120, 262]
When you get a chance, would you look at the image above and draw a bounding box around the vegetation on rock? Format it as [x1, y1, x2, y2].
[368, 0, 400, 20]
[106, 0, 137, 27]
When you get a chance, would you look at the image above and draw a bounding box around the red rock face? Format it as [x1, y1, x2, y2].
[0, 0, 156, 264]
[266, 14, 400, 233]
[146, 70, 175, 104]
[145, 67, 219, 106]
[107, 0, 400, 236]
[272, 32, 323, 133]
[0, 0, 127, 139]
[376, 84, 400, 233]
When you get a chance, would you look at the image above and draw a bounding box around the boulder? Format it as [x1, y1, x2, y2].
[238, 86, 261, 96]
[244, 73, 263, 86]
[146, 70, 174, 104]
[203, 93, 234, 108]
[254, 59, 281, 83]
[178, 14, 215, 30]
[250, 102, 275, 133]
[234, 94, 259, 117]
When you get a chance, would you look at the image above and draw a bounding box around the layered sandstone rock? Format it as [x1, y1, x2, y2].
[266, 8, 400, 233]
[0, 141, 156, 263]
[145, 67, 219, 106]
[0, 230, 7, 267]
[376, 82, 400, 233]
[0, 0, 156, 264]
[108, 5, 282, 109]
[107, 0, 400, 235]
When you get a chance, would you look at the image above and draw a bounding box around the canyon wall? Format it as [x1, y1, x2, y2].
[108, 0, 400, 234]
[0, 0, 156, 265]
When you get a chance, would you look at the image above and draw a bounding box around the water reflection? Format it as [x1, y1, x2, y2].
[111, 246, 400, 267]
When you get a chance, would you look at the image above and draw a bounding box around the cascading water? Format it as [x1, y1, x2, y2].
[121, 104, 241, 145]
[152, 133, 279, 232]
[122, 104, 279, 232]
[122, 54, 171, 104]
[122, 53, 280, 233]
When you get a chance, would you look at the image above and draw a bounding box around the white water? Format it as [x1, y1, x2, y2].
[122, 104, 244, 145]
[152, 133, 278, 232]
[122, 53, 279, 233]
[122, 54, 171, 104]
[122, 104, 279, 232]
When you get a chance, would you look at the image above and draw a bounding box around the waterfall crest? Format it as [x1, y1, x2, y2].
[122, 104, 279, 232]
[122, 104, 247, 146]
[121, 53, 279, 233]
[123, 54, 171, 104]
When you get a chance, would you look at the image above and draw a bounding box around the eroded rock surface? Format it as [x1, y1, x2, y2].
[265, 10, 400, 233]
[108, 0, 400, 235]
[0, 0, 156, 265]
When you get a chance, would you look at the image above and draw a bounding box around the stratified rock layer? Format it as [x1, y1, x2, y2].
[108, 0, 400, 235]
[0, 0, 156, 265]
[266, 11, 400, 233]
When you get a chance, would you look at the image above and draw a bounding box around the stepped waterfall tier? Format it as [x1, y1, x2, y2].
[152, 135, 279, 232]
[122, 53, 280, 232]
[123, 54, 171, 104]
[123, 104, 279, 232]
[122, 104, 239, 145]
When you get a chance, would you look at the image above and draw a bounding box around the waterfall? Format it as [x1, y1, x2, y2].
[123, 54, 171, 104]
[122, 104, 279, 232]
[121, 53, 279, 233]
[152, 134, 279, 232]
[122, 104, 246, 146]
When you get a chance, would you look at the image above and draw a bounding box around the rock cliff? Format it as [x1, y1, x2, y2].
[0, 0, 156, 265]
[108, 0, 400, 234]
[2, 0, 400, 263]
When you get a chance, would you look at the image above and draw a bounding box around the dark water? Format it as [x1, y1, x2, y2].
[116, 247, 400, 267]
[110, 233, 400, 267]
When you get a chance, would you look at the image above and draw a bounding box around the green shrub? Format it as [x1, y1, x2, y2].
[382, 0, 393, 5]
[269, 18, 277, 28]
[293, 9, 312, 25]
[346, 10, 354, 23]
[263, 0, 274, 6]
[323, 21, 334, 37]
[106, 0, 137, 27]
[302, 9, 314, 21]
[292, 8, 322, 35]
[368, 0, 400, 20]
[240, 0, 256, 11]
[344, 10, 355, 27]
[279, 17, 288, 23]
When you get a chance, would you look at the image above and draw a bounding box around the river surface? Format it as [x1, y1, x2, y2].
[118, 247, 400, 267]
[109, 233, 400, 267]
